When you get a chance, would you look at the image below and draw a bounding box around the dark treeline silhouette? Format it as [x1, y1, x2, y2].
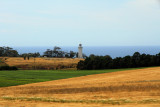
[77, 52, 160, 70]
[0, 66, 18, 70]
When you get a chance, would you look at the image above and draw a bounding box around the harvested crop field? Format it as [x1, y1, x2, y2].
[0, 67, 160, 107]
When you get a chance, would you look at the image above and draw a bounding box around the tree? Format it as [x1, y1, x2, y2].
[122, 56, 132, 68]
[43, 46, 77, 58]
[77, 60, 85, 70]
[131, 52, 141, 67]
[69, 51, 76, 58]
[0, 46, 19, 57]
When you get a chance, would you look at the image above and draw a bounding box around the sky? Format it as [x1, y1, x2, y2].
[0, 0, 160, 47]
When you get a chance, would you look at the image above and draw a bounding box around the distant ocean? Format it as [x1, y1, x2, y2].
[13, 46, 160, 58]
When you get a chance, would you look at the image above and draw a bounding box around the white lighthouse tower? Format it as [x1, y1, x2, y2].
[78, 44, 83, 58]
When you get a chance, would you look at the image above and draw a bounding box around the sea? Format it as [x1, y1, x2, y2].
[13, 46, 160, 58]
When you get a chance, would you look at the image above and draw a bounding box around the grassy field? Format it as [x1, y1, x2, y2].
[0, 67, 160, 107]
[0, 68, 139, 87]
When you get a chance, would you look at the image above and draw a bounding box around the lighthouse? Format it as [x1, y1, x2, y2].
[78, 44, 83, 58]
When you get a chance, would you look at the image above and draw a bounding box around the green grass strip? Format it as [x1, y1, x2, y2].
[0, 67, 145, 87]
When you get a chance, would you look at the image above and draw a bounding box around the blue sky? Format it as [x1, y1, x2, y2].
[0, 0, 160, 46]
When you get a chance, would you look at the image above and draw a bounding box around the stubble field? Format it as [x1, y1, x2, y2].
[0, 67, 160, 107]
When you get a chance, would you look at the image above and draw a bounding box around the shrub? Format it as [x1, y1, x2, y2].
[0, 66, 18, 71]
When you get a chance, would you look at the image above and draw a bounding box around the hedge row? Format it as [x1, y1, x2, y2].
[0, 66, 18, 70]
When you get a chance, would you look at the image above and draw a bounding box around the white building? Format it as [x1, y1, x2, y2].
[78, 44, 83, 58]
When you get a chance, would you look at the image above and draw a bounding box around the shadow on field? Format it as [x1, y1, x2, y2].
[18, 83, 160, 94]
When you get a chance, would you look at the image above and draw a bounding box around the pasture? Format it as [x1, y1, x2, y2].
[0, 68, 136, 87]
[0, 67, 160, 107]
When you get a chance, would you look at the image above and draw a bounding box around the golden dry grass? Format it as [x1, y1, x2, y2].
[2, 57, 83, 70]
[0, 67, 160, 107]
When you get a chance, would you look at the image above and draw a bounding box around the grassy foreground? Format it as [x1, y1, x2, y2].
[0, 68, 141, 87]
[0, 67, 159, 107]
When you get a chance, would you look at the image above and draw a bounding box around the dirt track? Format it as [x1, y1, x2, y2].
[0, 67, 160, 107]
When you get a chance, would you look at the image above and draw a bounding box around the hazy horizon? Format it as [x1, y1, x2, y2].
[11, 45, 160, 47]
[9, 46, 160, 58]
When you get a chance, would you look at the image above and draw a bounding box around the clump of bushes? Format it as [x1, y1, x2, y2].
[0, 66, 18, 70]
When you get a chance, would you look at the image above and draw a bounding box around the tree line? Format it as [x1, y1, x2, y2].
[43, 46, 77, 58]
[77, 52, 160, 70]
[0, 46, 78, 58]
